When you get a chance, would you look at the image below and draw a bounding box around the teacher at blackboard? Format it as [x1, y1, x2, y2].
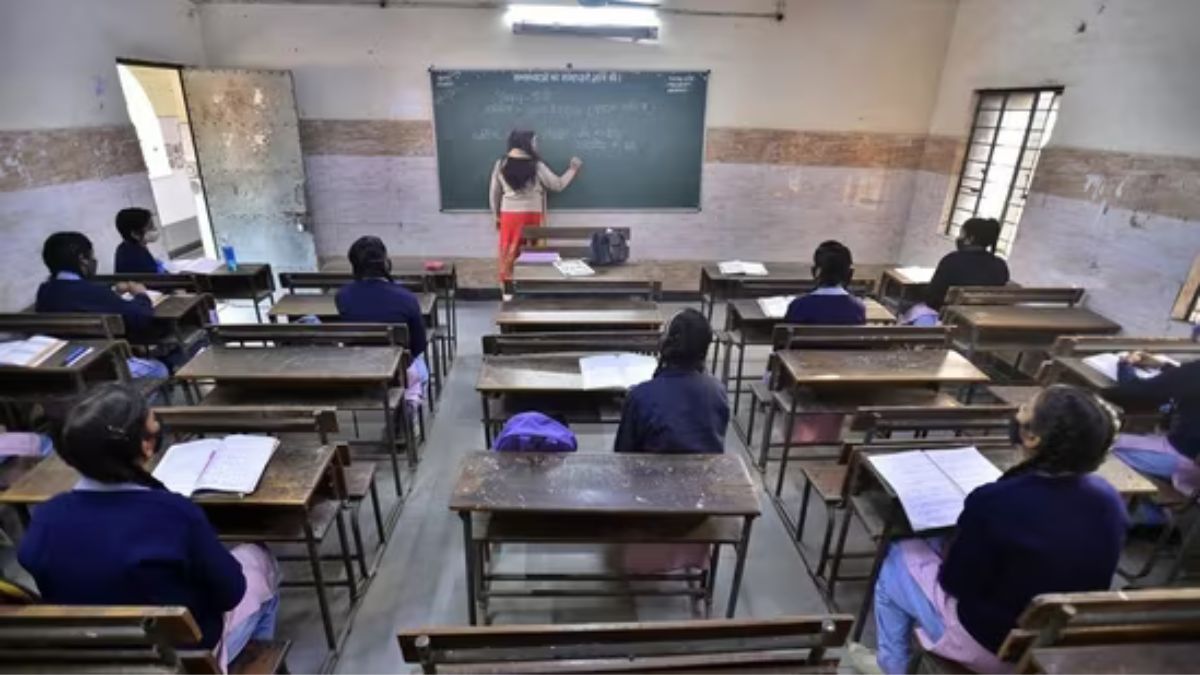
[489, 130, 583, 286]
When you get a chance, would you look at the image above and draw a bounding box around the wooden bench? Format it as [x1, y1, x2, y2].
[508, 278, 661, 301]
[517, 226, 631, 260]
[943, 286, 1085, 308]
[278, 271, 431, 294]
[0, 605, 288, 673]
[0, 313, 124, 341]
[1049, 334, 1200, 357]
[482, 331, 662, 356]
[998, 588, 1200, 673]
[92, 273, 206, 294]
[735, 277, 877, 299]
[211, 322, 409, 348]
[398, 615, 852, 673]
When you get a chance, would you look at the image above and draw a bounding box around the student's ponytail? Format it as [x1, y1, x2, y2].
[657, 308, 712, 375]
[347, 236, 395, 283]
[1002, 385, 1119, 480]
[59, 383, 165, 490]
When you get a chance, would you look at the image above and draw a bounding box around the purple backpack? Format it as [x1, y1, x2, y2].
[493, 413, 577, 453]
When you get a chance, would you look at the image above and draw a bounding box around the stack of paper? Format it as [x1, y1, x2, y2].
[756, 295, 797, 319]
[516, 251, 561, 265]
[554, 259, 595, 277]
[152, 435, 279, 497]
[867, 447, 1001, 531]
[167, 258, 224, 274]
[0, 335, 67, 367]
[895, 266, 935, 284]
[1082, 352, 1179, 381]
[718, 260, 769, 276]
[579, 353, 659, 390]
[122, 289, 167, 306]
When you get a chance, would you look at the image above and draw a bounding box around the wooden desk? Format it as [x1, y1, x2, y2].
[777, 349, 987, 388]
[848, 446, 1155, 641]
[495, 298, 663, 333]
[267, 292, 437, 325]
[177, 346, 411, 488]
[202, 264, 275, 323]
[944, 305, 1122, 359]
[152, 294, 211, 353]
[512, 262, 659, 284]
[320, 259, 458, 353]
[720, 298, 897, 417]
[0, 340, 128, 402]
[1, 445, 347, 650]
[449, 452, 761, 624]
[699, 263, 892, 321]
[1026, 642, 1200, 674]
[877, 267, 934, 310]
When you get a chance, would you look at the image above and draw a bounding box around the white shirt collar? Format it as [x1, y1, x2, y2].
[74, 477, 151, 492]
[810, 286, 851, 296]
[55, 271, 83, 281]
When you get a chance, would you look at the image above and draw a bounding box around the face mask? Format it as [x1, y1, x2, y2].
[955, 237, 968, 252]
[1008, 417, 1025, 446]
[143, 228, 161, 244]
[144, 427, 164, 456]
[81, 256, 98, 278]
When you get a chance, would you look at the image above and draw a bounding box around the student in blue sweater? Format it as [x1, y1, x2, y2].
[35, 232, 168, 379]
[614, 308, 728, 454]
[872, 385, 1127, 673]
[335, 236, 429, 407]
[114, 207, 167, 274]
[17, 384, 280, 669]
[784, 240, 866, 325]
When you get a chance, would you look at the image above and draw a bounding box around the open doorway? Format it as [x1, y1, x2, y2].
[115, 61, 216, 261]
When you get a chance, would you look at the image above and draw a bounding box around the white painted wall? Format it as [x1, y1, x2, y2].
[197, 0, 958, 132]
[927, 0, 1200, 157]
[0, 0, 205, 130]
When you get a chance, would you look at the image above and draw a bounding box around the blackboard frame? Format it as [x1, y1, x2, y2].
[429, 67, 710, 213]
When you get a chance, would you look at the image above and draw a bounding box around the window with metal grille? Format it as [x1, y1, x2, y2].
[945, 88, 1062, 256]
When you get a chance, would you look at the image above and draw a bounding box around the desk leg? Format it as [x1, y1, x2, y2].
[481, 394, 493, 448]
[333, 507, 359, 602]
[733, 337, 748, 416]
[380, 385, 405, 495]
[725, 517, 754, 618]
[704, 544, 721, 616]
[252, 292, 264, 324]
[851, 515, 896, 641]
[459, 511, 478, 625]
[304, 518, 337, 649]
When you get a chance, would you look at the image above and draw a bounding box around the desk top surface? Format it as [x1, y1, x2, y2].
[477, 352, 637, 393]
[512, 263, 658, 283]
[946, 305, 1121, 333]
[450, 451, 761, 517]
[703, 262, 892, 283]
[496, 298, 663, 326]
[267, 292, 436, 318]
[1029, 642, 1200, 675]
[153, 294, 207, 321]
[0, 444, 336, 508]
[177, 345, 403, 383]
[0, 339, 120, 376]
[777, 349, 988, 386]
[321, 257, 455, 278]
[728, 297, 895, 325]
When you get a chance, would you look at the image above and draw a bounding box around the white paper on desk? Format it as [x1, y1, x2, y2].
[194, 435, 277, 495]
[121, 290, 166, 306]
[153, 439, 221, 496]
[167, 258, 223, 274]
[1083, 352, 1177, 381]
[553, 259, 595, 277]
[867, 447, 999, 531]
[718, 260, 769, 276]
[756, 295, 796, 319]
[895, 266, 935, 284]
[579, 353, 659, 390]
[0, 335, 67, 367]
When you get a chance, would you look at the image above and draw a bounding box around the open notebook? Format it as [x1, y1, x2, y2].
[579, 353, 658, 390]
[867, 447, 1002, 531]
[167, 258, 224, 274]
[121, 289, 167, 306]
[756, 295, 796, 319]
[152, 435, 279, 497]
[894, 266, 935, 284]
[1082, 352, 1179, 382]
[718, 260, 768, 276]
[554, 259, 595, 277]
[0, 335, 67, 367]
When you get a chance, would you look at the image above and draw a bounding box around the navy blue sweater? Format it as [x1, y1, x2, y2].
[114, 241, 164, 275]
[939, 473, 1127, 652]
[614, 367, 729, 454]
[1108, 360, 1200, 459]
[784, 288, 867, 325]
[35, 276, 156, 341]
[335, 278, 427, 357]
[926, 249, 1010, 310]
[18, 488, 245, 649]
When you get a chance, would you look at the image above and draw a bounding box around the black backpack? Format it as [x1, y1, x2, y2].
[588, 229, 630, 267]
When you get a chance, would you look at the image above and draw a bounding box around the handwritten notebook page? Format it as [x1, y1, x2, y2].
[195, 435, 278, 495]
[0, 335, 67, 367]
[153, 439, 222, 496]
[579, 353, 658, 390]
[867, 447, 999, 531]
[553, 259, 595, 277]
[756, 296, 796, 319]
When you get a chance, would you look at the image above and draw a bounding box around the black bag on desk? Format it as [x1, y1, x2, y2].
[588, 228, 630, 267]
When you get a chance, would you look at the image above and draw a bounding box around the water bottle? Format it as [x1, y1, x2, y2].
[219, 234, 238, 272]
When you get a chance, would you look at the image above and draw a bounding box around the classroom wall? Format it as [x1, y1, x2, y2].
[0, 0, 205, 311]
[196, 0, 959, 279]
[900, 0, 1200, 336]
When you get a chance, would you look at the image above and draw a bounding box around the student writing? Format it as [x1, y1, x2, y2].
[784, 240, 867, 325]
[17, 384, 281, 670]
[35, 232, 168, 379]
[614, 308, 728, 454]
[872, 386, 1127, 673]
[489, 130, 582, 285]
[114, 207, 167, 275]
[335, 235, 429, 408]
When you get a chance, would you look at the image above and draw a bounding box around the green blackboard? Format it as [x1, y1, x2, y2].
[431, 69, 708, 211]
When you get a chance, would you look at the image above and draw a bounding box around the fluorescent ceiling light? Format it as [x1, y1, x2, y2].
[504, 3, 661, 29]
